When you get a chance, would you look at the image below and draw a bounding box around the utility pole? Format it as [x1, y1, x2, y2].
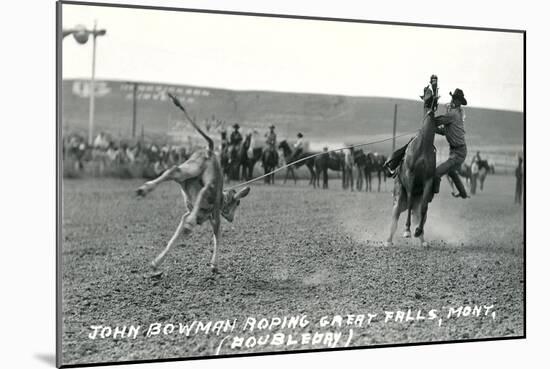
[62, 22, 106, 145]
[392, 103, 398, 152]
[131, 82, 138, 138]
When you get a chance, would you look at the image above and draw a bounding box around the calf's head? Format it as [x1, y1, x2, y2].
[221, 186, 251, 222]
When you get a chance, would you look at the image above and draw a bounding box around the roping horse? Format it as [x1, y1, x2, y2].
[386, 111, 436, 247]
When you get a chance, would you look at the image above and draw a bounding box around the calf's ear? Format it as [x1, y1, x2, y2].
[236, 186, 250, 200]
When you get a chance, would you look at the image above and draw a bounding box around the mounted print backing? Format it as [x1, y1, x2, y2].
[57, 1, 525, 367]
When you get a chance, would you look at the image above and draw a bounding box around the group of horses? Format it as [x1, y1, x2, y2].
[219, 132, 390, 191]
[220, 133, 279, 185]
[277, 141, 390, 191]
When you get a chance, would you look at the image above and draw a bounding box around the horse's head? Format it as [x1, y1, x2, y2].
[278, 140, 291, 156]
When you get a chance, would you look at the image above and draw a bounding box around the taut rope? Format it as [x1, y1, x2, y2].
[225, 130, 419, 191]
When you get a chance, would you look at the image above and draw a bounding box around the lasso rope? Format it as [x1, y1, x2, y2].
[225, 130, 419, 191]
[166, 92, 426, 191]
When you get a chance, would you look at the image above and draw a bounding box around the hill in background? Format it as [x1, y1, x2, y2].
[62, 79, 523, 166]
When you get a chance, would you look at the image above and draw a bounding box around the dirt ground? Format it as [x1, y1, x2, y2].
[61, 174, 524, 365]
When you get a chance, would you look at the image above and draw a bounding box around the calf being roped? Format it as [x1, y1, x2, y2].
[136, 94, 250, 274]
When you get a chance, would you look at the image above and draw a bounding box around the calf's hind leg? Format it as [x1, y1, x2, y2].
[209, 214, 221, 273]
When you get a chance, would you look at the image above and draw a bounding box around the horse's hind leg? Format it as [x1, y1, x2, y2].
[403, 190, 412, 238]
[386, 189, 406, 246]
[414, 181, 433, 246]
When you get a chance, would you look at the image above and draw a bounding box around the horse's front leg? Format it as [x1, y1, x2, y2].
[308, 165, 316, 187]
[342, 168, 347, 189]
[366, 171, 371, 192]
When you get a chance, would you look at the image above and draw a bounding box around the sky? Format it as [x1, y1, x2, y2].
[62, 3, 524, 111]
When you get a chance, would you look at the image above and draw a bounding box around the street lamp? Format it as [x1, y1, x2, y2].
[63, 22, 107, 145]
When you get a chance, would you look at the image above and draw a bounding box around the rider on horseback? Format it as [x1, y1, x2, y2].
[288, 132, 304, 164]
[422, 74, 440, 114]
[229, 123, 243, 155]
[384, 75, 469, 199]
[265, 124, 277, 152]
[384, 75, 439, 173]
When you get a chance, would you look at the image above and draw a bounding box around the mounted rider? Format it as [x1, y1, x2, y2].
[265, 124, 277, 151]
[289, 132, 304, 164]
[384, 75, 469, 199]
[229, 123, 243, 157]
[422, 74, 440, 114]
[384, 75, 439, 174]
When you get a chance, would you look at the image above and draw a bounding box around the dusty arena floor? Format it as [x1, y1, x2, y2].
[61, 175, 524, 365]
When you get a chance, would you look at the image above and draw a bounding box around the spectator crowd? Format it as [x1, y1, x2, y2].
[63, 131, 189, 179]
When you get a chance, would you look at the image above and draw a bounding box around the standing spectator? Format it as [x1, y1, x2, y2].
[471, 157, 479, 195]
[515, 155, 523, 204]
[106, 143, 118, 163]
[93, 132, 110, 175]
[125, 144, 136, 163]
[93, 131, 110, 150]
[471, 150, 482, 165]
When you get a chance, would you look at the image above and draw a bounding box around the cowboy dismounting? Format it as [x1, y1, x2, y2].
[384, 77, 470, 199]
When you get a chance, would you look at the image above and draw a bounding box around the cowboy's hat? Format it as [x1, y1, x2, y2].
[297, 132, 303, 138]
[269, 124, 275, 129]
[232, 123, 240, 129]
[449, 88, 467, 106]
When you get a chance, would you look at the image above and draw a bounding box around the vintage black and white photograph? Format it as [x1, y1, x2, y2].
[58, 1, 525, 367]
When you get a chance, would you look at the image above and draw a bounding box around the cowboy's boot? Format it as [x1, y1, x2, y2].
[432, 176, 441, 194]
[384, 143, 409, 177]
[449, 171, 469, 199]
[383, 156, 401, 177]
